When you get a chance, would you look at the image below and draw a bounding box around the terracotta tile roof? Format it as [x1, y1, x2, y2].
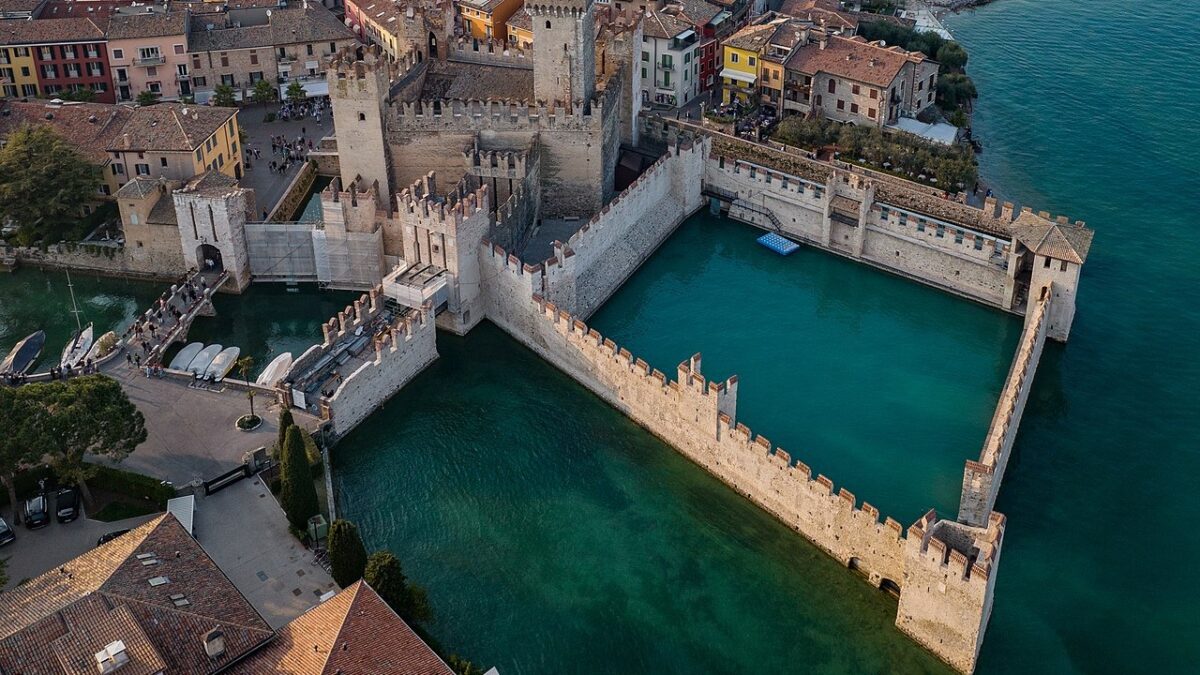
[666, 0, 724, 27]
[784, 34, 927, 88]
[115, 177, 164, 199]
[233, 581, 456, 675]
[188, 5, 354, 52]
[643, 10, 695, 40]
[778, 0, 858, 30]
[0, 16, 105, 44]
[1009, 210, 1094, 263]
[0, 0, 44, 17]
[180, 169, 238, 196]
[723, 21, 778, 51]
[0, 101, 131, 164]
[106, 10, 189, 40]
[113, 103, 237, 152]
[506, 8, 530, 31]
[0, 514, 274, 674]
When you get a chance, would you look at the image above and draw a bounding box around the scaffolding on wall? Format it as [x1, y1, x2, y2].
[245, 222, 319, 282]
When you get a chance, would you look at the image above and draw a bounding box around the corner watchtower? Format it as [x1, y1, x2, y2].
[528, 0, 596, 104]
[329, 46, 393, 207]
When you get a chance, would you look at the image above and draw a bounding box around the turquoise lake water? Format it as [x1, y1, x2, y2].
[3, 0, 1196, 669]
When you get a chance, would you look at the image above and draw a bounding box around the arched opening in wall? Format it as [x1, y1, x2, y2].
[847, 557, 868, 579]
[234, 163, 242, 180]
[879, 578, 901, 598]
[428, 32, 438, 58]
[355, 45, 364, 61]
[198, 244, 224, 273]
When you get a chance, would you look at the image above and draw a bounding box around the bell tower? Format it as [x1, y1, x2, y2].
[528, 0, 596, 104]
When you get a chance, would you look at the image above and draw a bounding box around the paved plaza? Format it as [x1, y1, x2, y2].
[1, 509, 158, 591]
[237, 102, 333, 219]
[193, 475, 337, 628]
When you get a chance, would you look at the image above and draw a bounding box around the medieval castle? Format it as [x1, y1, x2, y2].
[8, 0, 1094, 671]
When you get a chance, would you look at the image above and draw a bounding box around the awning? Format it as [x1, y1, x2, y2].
[720, 67, 756, 84]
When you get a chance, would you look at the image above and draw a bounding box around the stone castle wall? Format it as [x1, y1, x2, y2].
[478, 245, 1004, 672]
[538, 138, 705, 317]
[9, 243, 180, 282]
[959, 290, 1051, 526]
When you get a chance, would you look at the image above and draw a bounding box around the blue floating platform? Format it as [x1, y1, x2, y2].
[756, 232, 801, 256]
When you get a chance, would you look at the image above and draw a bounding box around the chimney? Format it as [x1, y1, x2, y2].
[818, 33, 828, 50]
[204, 629, 227, 659]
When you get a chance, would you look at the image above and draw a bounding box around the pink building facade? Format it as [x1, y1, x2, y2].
[106, 11, 191, 102]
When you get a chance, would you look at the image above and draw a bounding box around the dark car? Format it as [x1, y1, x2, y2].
[0, 517, 14, 546]
[56, 487, 81, 523]
[96, 529, 131, 546]
[23, 495, 50, 529]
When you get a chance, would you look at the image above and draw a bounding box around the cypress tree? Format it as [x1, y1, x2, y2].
[327, 519, 368, 588]
[280, 425, 318, 530]
[363, 550, 433, 623]
[277, 408, 295, 455]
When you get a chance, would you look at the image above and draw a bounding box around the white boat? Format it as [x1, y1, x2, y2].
[205, 346, 240, 382]
[84, 331, 117, 363]
[60, 322, 94, 368]
[169, 342, 204, 370]
[187, 344, 223, 376]
[256, 351, 293, 386]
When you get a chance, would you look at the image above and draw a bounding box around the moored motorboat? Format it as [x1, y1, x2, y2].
[255, 352, 293, 386]
[84, 331, 117, 363]
[187, 344, 223, 376]
[1, 330, 46, 374]
[60, 322, 94, 369]
[169, 342, 204, 370]
[205, 346, 240, 382]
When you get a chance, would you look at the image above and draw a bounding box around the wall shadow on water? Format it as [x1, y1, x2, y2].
[334, 323, 951, 674]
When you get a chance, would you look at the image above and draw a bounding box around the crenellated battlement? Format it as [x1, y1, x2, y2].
[463, 148, 528, 179]
[525, 0, 594, 19]
[449, 38, 533, 70]
[392, 96, 609, 129]
[396, 172, 491, 230]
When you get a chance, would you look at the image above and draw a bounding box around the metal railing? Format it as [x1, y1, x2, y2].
[134, 54, 166, 66]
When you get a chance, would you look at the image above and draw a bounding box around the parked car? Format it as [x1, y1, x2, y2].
[23, 495, 50, 529]
[96, 529, 131, 546]
[56, 487, 81, 523]
[0, 517, 15, 546]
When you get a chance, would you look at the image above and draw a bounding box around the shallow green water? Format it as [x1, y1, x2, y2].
[334, 324, 950, 674]
[0, 270, 160, 373]
[591, 213, 1019, 523]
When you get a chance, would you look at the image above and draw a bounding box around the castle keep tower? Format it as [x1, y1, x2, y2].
[329, 48, 393, 207]
[528, 0, 596, 104]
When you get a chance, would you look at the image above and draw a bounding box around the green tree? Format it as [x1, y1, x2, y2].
[286, 80, 306, 105]
[327, 519, 368, 588]
[0, 387, 52, 524]
[136, 90, 159, 106]
[937, 73, 978, 110]
[60, 88, 96, 103]
[447, 655, 484, 675]
[251, 78, 277, 105]
[277, 407, 295, 453]
[37, 375, 146, 507]
[0, 125, 100, 244]
[364, 550, 433, 623]
[212, 83, 237, 108]
[936, 42, 969, 71]
[280, 425, 319, 529]
[235, 356, 256, 418]
[949, 108, 969, 128]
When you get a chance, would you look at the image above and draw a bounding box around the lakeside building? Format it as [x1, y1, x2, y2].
[456, 0, 524, 42]
[185, 4, 357, 104]
[640, 8, 700, 108]
[106, 8, 191, 103]
[0, 15, 113, 102]
[0, 99, 243, 198]
[782, 33, 938, 126]
[0, 514, 455, 674]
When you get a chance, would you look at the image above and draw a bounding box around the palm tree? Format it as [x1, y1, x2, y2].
[236, 356, 257, 419]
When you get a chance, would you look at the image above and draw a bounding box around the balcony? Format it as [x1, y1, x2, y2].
[176, 72, 191, 81]
[134, 54, 165, 66]
[657, 61, 675, 71]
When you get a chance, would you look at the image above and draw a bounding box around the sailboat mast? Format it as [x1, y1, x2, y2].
[66, 269, 83, 334]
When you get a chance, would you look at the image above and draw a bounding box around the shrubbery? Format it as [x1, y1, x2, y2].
[773, 116, 977, 189]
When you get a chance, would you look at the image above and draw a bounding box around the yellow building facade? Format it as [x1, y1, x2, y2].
[720, 43, 759, 103]
[458, 0, 524, 42]
[0, 46, 39, 98]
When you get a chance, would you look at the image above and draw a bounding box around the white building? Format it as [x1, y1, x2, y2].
[640, 9, 701, 108]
